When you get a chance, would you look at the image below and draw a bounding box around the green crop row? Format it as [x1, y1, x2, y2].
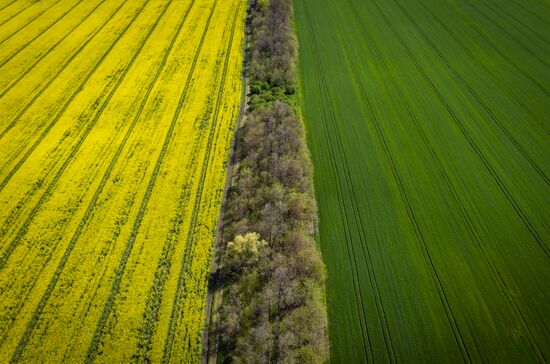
[295, 0, 550, 362]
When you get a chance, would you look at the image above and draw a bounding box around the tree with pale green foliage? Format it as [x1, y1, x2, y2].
[257, 0, 269, 9]
[227, 232, 267, 270]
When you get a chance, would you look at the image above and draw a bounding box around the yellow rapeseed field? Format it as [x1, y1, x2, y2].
[0, 0, 246, 361]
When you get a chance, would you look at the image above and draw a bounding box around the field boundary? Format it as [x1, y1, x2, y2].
[201, 4, 250, 363]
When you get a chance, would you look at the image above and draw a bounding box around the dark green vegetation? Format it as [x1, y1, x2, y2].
[216, 0, 328, 362]
[295, 0, 550, 362]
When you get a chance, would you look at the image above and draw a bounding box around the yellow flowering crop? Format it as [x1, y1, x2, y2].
[0, 0, 246, 361]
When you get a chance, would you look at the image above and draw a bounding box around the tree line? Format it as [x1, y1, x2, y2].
[218, 0, 329, 362]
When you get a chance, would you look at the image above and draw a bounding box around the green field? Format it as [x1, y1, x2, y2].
[295, 0, 550, 362]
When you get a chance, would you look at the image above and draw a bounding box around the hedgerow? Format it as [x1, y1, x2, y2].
[218, 0, 329, 362]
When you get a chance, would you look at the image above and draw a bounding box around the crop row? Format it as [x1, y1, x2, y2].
[295, 0, 549, 361]
[0, 0, 246, 361]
